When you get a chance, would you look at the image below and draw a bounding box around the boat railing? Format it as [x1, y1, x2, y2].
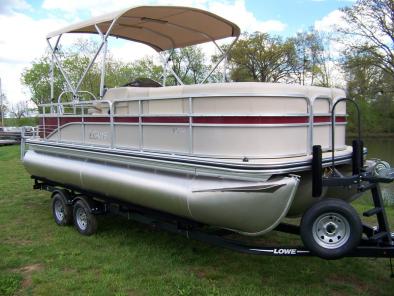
[35, 93, 347, 158]
[37, 99, 113, 145]
[58, 90, 98, 104]
[20, 126, 39, 159]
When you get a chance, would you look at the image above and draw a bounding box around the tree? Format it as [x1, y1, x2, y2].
[227, 32, 297, 83]
[291, 30, 334, 86]
[344, 53, 394, 133]
[126, 58, 163, 83]
[21, 41, 149, 106]
[337, 0, 394, 134]
[21, 56, 62, 106]
[165, 46, 209, 85]
[338, 0, 394, 76]
[10, 101, 29, 119]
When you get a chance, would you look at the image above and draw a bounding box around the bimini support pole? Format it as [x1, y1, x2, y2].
[212, 39, 226, 82]
[222, 53, 228, 82]
[200, 35, 238, 84]
[47, 35, 77, 97]
[75, 18, 117, 95]
[159, 51, 184, 85]
[160, 50, 172, 86]
[95, 24, 108, 98]
[50, 35, 61, 102]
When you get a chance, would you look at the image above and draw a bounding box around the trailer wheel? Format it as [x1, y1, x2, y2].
[300, 199, 362, 259]
[73, 200, 97, 236]
[52, 192, 72, 226]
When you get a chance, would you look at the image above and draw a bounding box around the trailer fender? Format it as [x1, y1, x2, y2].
[51, 189, 73, 205]
[72, 195, 105, 215]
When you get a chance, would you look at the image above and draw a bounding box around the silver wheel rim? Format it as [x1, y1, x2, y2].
[76, 207, 88, 231]
[312, 212, 350, 249]
[54, 199, 65, 221]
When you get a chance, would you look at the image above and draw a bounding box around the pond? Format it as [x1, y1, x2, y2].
[348, 137, 394, 206]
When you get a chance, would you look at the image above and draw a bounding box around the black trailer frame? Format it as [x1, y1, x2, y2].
[33, 176, 394, 260]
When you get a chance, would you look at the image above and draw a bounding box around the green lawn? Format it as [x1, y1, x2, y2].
[1, 145, 393, 296]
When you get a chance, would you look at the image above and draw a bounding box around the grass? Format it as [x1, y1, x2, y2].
[1, 145, 394, 296]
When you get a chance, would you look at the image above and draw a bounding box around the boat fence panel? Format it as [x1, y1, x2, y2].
[36, 91, 348, 159]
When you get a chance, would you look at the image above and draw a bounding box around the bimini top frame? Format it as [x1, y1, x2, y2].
[46, 5, 240, 101]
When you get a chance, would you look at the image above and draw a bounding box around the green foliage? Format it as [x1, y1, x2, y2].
[20, 41, 162, 107]
[227, 32, 297, 82]
[339, 0, 393, 76]
[226, 30, 335, 86]
[20, 41, 210, 108]
[166, 46, 209, 85]
[123, 58, 163, 84]
[21, 56, 63, 106]
[290, 30, 332, 86]
[4, 117, 39, 127]
[340, 0, 394, 134]
[0, 273, 22, 296]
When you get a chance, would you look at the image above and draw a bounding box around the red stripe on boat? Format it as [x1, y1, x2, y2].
[39, 115, 347, 127]
[193, 116, 309, 124]
[114, 117, 139, 123]
[314, 116, 346, 123]
[83, 117, 110, 122]
[60, 117, 82, 125]
[143, 117, 189, 123]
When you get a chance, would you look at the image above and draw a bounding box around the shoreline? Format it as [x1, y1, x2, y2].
[347, 133, 394, 138]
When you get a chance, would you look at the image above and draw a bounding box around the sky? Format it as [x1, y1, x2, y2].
[0, 0, 355, 105]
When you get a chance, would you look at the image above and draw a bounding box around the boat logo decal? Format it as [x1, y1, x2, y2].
[250, 248, 310, 255]
[89, 130, 108, 141]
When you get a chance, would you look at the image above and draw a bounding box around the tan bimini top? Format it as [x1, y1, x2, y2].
[46, 6, 240, 51]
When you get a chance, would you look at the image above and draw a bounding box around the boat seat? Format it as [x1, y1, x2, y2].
[122, 77, 162, 88]
[103, 86, 186, 115]
[103, 82, 348, 101]
[103, 87, 150, 101]
[86, 101, 111, 115]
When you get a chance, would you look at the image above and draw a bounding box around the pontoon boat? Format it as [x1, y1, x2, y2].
[21, 6, 394, 260]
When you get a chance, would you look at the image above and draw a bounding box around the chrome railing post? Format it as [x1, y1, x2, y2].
[109, 101, 114, 149]
[307, 97, 313, 155]
[82, 105, 85, 144]
[188, 97, 193, 154]
[139, 100, 143, 150]
[328, 100, 333, 151]
[43, 105, 46, 139]
[57, 103, 60, 142]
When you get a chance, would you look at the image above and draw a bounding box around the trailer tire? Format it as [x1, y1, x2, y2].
[73, 200, 97, 236]
[300, 199, 362, 259]
[52, 192, 73, 226]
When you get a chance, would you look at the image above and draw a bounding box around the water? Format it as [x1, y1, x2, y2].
[350, 137, 394, 206]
